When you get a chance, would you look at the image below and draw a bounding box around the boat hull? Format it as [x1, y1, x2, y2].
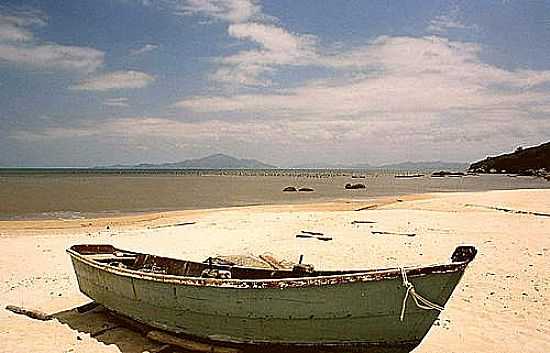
[68, 246, 473, 352]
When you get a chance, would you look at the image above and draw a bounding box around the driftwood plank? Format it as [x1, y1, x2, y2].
[355, 205, 377, 211]
[351, 220, 376, 224]
[5, 305, 51, 321]
[316, 236, 332, 241]
[149, 222, 196, 229]
[300, 230, 324, 236]
[147, 330, 241, 353]
[371, 231, 416, 237]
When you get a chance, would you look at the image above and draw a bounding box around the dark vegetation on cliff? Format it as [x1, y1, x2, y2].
[469, 142, 550, 175]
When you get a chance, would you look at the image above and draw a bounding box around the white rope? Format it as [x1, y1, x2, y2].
[399, 267, 444, 321]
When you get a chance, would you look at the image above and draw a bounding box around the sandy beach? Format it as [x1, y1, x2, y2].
[1, 189, 549, 353]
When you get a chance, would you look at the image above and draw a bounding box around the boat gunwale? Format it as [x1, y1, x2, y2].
[67, 245, 471, 289]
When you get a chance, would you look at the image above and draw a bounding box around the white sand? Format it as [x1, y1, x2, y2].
[0, 189, 548, 353]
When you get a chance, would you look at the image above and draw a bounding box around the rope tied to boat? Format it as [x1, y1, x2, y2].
[399, 267, 444, 321]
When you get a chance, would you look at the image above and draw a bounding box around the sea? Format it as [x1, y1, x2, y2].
[1, 168, 549, 220]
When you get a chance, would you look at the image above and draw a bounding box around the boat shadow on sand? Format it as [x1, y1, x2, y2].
[54, 304, 333, 353]
[53, 304, 176, 353]
[53, 303, 405, 353]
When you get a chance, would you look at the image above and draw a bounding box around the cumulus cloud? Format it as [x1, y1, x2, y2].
[168, 3, 550, 160]
[0, 7, 46, 42]
[180, 1, 484, 88]
[9, 117, 254, 142]
[427, 7, 478, 34]
[177, 0, 262, 23]
[0, 6, 104, 73]
[0, 7, 155, 92]
[211, 22, 317, 85]
[177, 1, 481, 88]
[177, 36, 550, 117]
[0, 43, 104, 73]
[103, 97, 129, 107]
[168, 34, 550, 161]
[226, 23, 316, 63]
[173, 0, 317, 86]
[130, 43, 159, 55]
[70, 70, 155, 91]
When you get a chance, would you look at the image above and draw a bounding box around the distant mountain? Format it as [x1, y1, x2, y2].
[469, 141, 550, 174]
[101, 154, 468, 171]
[376, 161, 468, 171]
[101, 154, 277, 169]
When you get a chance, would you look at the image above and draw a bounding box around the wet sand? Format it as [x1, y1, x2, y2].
[2, 172, 549, 220]
[0, 189, 549, 353]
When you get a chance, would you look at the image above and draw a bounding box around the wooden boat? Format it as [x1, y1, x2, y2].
[67, 244, 477, 352]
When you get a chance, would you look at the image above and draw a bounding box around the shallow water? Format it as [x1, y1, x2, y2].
[0, 170, 548, 220]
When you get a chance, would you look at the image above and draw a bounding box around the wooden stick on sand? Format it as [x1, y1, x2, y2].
[371, 231, 416, 237]
[355, 205, 377, 211]
[146, 330, 241, 353]
[5, 305, 52, 321]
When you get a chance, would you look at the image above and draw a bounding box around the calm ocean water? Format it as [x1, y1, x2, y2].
[1, 169, 548, 220]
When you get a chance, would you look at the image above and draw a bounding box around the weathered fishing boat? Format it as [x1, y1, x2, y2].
[68, 244, 476, 352]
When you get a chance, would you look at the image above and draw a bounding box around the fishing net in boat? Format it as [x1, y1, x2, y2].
[205, 253, 294, 270]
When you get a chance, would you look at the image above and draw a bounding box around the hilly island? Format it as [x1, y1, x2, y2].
[100, 154, 467, 171]
[469, 141, 550, 176]
[103, 153, 276, 169]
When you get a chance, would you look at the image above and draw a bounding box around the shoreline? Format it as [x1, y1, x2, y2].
[2, 172, 549, 223]
[0, 193, 431, 236]
[1, 187, 546, 235]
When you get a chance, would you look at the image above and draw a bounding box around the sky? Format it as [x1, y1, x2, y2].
[1, 0, 550, 167]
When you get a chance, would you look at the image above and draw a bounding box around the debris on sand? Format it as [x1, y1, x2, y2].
[316, 236, 333, 241]
[149, 222, 196, 229]
[351, 220, 377, 224]
[465, 204, 550, 218]
[296, 230, 333, 241]
[355, 205, 377, 211]
[301, 230, 324, 236]
[371, 231, 416, 237]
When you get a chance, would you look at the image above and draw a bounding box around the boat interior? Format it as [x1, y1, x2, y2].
[69, 244, 476, 280]
[68, 244, 378, 279]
